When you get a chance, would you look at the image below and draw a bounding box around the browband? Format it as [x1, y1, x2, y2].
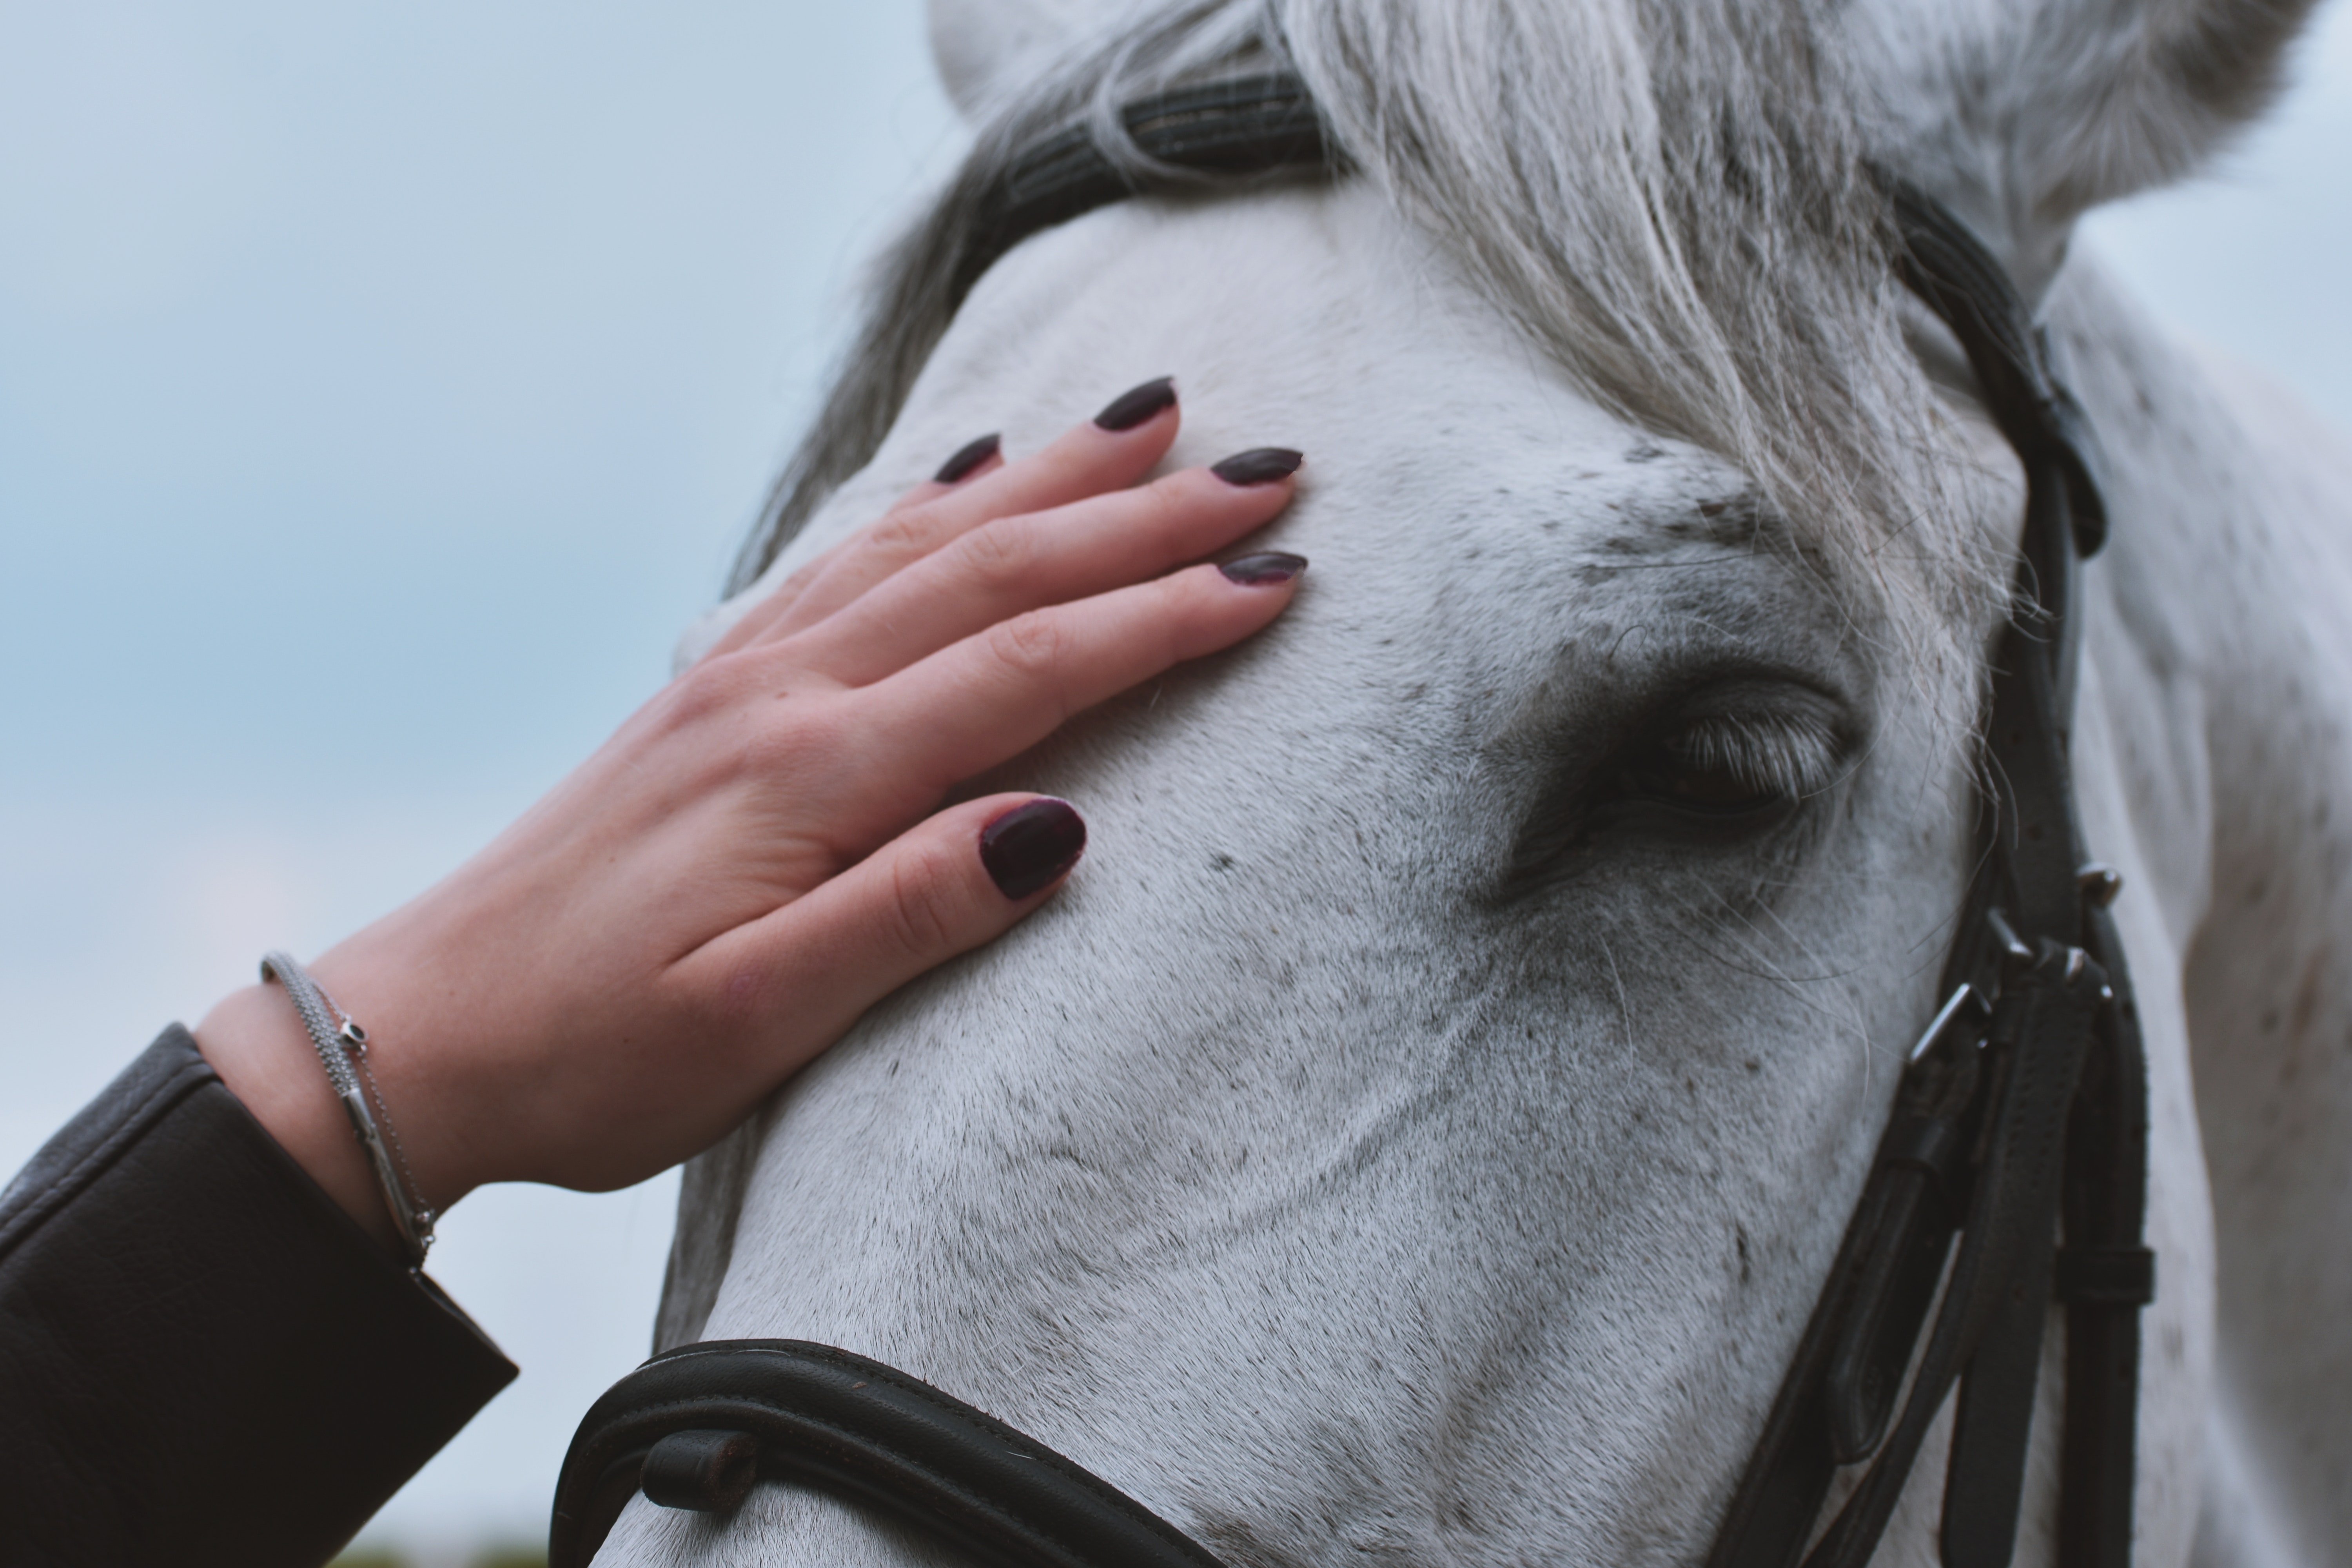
[952, 73, 1330, 307]
[551, 73, 2149, 1568]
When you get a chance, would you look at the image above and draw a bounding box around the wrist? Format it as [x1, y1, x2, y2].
[306, 923, 499, 1204]
[196, 982, 409, 1256]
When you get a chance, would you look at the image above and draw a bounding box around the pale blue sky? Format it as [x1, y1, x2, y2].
[2, 0, 2346, 1552]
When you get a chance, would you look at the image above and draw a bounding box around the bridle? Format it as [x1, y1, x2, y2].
[550, 75, 2152, 1568]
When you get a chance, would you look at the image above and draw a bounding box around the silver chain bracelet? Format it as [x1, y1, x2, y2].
[260, 951, 436, 1267]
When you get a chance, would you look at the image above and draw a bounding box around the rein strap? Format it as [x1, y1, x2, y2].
[550, 1339, 1222, 1568]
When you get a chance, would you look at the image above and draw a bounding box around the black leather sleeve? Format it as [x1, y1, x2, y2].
[0, 1026, 519, 1568]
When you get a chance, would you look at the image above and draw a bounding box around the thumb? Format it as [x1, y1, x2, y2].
[692, 794, 1087, 1070]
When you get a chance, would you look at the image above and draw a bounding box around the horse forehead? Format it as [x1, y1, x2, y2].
[951, 182, 1786, 581]
[924, 184, 1623, 455]
[738, 180, 1844, 689]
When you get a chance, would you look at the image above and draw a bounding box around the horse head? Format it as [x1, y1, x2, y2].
[593, 0, 2325, 1561]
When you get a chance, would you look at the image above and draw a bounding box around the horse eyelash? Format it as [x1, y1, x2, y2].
[1666, 712, 1843, 800]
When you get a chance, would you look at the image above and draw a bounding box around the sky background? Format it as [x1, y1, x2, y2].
[2, 1, 2346, 1557]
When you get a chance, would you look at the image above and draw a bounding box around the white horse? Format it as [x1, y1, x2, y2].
[606, 0, 2352, 1562]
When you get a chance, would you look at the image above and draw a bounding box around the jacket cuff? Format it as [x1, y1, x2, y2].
[0, 1025, 519, 1567]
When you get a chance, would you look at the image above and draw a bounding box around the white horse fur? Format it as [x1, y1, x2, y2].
[606, 0, 2350, 1563]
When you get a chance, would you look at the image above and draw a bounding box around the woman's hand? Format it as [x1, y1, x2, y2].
[195, 380, 1306, 1253]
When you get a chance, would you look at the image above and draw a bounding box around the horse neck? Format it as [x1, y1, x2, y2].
[2048, 245, 2352, 1563]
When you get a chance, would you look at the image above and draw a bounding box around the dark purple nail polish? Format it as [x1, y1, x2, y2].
[1220, 552, 1308, 586]
[934, 432, 1001, 485]
[981, 798, 1087, 899]
[1093, 377, 1177, 432]
[1210, 447, 1303, 486]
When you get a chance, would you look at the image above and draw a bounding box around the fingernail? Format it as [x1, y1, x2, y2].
[981, 798, 1088, 900]
[933, 432, 1000, 485]
[1220, 552, 1308, 586]
[1093, 377, 1177, 432]
[1210, 447, 1303, 486]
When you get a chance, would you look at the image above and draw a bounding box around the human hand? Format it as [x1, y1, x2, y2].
[196, 379, 1306, 1253]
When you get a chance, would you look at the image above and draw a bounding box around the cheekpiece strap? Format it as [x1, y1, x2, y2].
[1887, 186, 2110, 557]
[1703, 189, 2150, 1568]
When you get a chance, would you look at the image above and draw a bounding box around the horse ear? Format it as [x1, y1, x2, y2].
[1844, 0, 2321, 295]
[927, 0, 1124, 121]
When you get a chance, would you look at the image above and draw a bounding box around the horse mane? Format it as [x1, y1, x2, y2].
[729, 0, 2001, 657]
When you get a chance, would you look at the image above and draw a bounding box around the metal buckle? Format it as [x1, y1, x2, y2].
[1907, 981, 1979, 1063]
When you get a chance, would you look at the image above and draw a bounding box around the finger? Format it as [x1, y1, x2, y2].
[788, 451, 1303, 686]
[677, 793, 1087, 1075]
[702, 432, 1008, 663]
[861, 554, 1307, 791]
[757, 376, 1182, 643]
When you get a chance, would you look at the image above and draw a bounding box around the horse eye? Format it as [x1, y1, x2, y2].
[1614, 719, 1817, 818]
[1499, 703, 1840, 893]
[1619, 751, 1782, 814]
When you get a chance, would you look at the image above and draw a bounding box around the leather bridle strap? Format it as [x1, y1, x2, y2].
[950, 73, 1330, 308]
[549, 1339, 1225, 1568]
[548, 77, 2151, 1568]
[1700, 191, 2150, 1568]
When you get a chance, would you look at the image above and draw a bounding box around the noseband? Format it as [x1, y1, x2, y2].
[551, 75, 2151, 1568]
